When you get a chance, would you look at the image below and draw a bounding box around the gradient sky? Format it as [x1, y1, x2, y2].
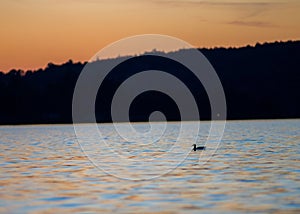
[0, 0, 299, 72]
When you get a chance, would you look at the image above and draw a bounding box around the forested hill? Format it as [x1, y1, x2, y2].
[0, 40, 299, 124]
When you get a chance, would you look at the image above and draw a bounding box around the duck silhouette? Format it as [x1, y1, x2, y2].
[193, 144, 206, 151]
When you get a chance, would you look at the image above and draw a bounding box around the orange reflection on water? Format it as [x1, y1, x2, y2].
[0, 121, 300, 213]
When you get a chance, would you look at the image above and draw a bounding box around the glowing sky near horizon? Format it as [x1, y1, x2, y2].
[0, 0, 299, 72]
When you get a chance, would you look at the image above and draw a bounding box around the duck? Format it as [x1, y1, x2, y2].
[193, 144, 206, 151]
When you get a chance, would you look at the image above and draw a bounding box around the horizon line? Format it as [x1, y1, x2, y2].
[1, 39, 299, 74]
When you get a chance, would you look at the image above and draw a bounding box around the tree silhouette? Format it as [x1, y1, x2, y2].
[0, 40, 299, 124]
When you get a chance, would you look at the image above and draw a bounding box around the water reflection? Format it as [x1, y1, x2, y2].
[0, 120, 299, 213]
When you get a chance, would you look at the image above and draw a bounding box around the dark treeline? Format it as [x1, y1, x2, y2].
[0, 40, 299, 124]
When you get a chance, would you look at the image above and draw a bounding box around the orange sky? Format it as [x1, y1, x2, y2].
[0, 0, 299, 72]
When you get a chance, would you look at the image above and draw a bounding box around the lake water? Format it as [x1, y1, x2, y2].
[0, 120, 300, 213]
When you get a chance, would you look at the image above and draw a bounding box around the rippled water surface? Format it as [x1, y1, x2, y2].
[0, 120, 300, 213]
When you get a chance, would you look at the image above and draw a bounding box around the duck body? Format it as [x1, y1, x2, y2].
[193, 144, 206, 151]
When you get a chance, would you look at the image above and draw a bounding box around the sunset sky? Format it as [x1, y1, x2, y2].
[0, 0, 299, 72]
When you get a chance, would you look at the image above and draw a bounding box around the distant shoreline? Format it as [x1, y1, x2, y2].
[0, 40, 299, 125]
[1, 118, 299, 126]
